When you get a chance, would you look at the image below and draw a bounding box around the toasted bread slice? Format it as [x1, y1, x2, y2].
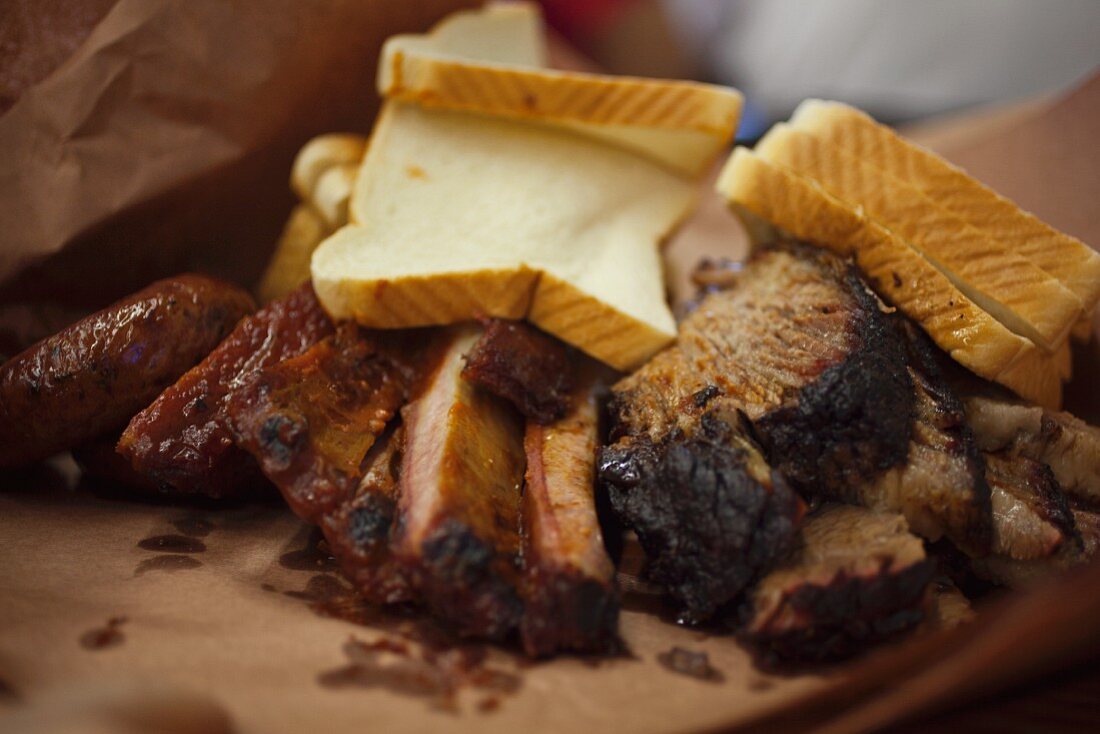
[790, 99, 1100, 316]
[378, 3, 741, 176]
[315, 102, 692, 370]
[755, 124, 1081, 351]
[717, 147, 1062, 408]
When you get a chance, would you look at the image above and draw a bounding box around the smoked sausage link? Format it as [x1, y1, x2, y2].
[0, 274, 255, 467]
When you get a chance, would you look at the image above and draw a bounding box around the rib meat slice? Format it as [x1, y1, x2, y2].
[742, 504, 934, 661]
[961, 386, 1100, 509]
[600, 406, 804, 624]
[461, 318, 574, 424]
[521, 366, 619, 656]
[393, 325, 525, 640]
[985, 451, 1077, 561]
[226, 323, 422, 523]
[854, 322, 991, 556]
[321, 424, 414, 604]
[118, 283, 333, 498]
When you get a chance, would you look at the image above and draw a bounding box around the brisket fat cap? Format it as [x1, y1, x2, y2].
[611, 242, 915, 500]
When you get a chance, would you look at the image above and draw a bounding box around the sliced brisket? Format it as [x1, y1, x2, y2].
[962, 386, 1100, 510]
[854, 322, 991, 556]
[741, 504, 933, 661]
[601, 407, 803, 624]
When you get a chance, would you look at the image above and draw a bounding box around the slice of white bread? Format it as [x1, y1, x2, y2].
[378, 2, 741, 176]
[790, 99, 1100, 318]
[754, 124, 1082, 351]
[314, 3, 740, 370]
[717, 147, 1063, 408]
[314, 102, 695, 370]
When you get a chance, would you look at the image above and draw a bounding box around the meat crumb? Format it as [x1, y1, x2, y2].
[656, 647, 724, 683]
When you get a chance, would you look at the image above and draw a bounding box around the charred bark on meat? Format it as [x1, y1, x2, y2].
[600, 410, 804, 624]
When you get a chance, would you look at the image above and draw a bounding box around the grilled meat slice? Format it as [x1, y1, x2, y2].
[962, 388, 1100, 509]
[855, 322, 991, 555]
[985, 451, 1076, 561]
[600, 407, 804, 624]
[742, 505, 934, 661]
[521, 367, 619, 657]
[0, 274, 253, 468]
[321, 425, 415, 605]
[461, 319, 574, 424]
[393, 326, 525, 640]
[118, 284, 333, 498]
[973, 508, 1100, 588]
[613, 242, 914, 506]
[226, 323, 421, 523]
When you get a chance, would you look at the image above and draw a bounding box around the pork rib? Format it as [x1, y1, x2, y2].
[742, 504, 934, 661]
[521, 367, 619, 656]
[321, 424, 414, 604]
[226, 323, 420, 523]
[118, 283, 333, 497]
[393, 326, 525, 640]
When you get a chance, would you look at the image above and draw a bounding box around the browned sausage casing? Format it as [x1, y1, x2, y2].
[0, 274, 255, 467]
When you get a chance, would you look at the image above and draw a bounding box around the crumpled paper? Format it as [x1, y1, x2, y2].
[1, 3, 1100, 731]
[0, 0, 475, 307]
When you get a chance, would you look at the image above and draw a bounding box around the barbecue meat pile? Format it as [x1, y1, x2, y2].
[226, 319, 621, 650]
[6, 237, 1100, 662]
[601, 240, 1097, 659]
[603, 242, 927, 624]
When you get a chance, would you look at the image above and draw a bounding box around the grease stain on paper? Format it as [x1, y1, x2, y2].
[79, 616, 128, 650]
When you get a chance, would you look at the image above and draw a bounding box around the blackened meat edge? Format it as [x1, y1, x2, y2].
[601, 409, 804, 624]
[741, 504, 934, 662]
